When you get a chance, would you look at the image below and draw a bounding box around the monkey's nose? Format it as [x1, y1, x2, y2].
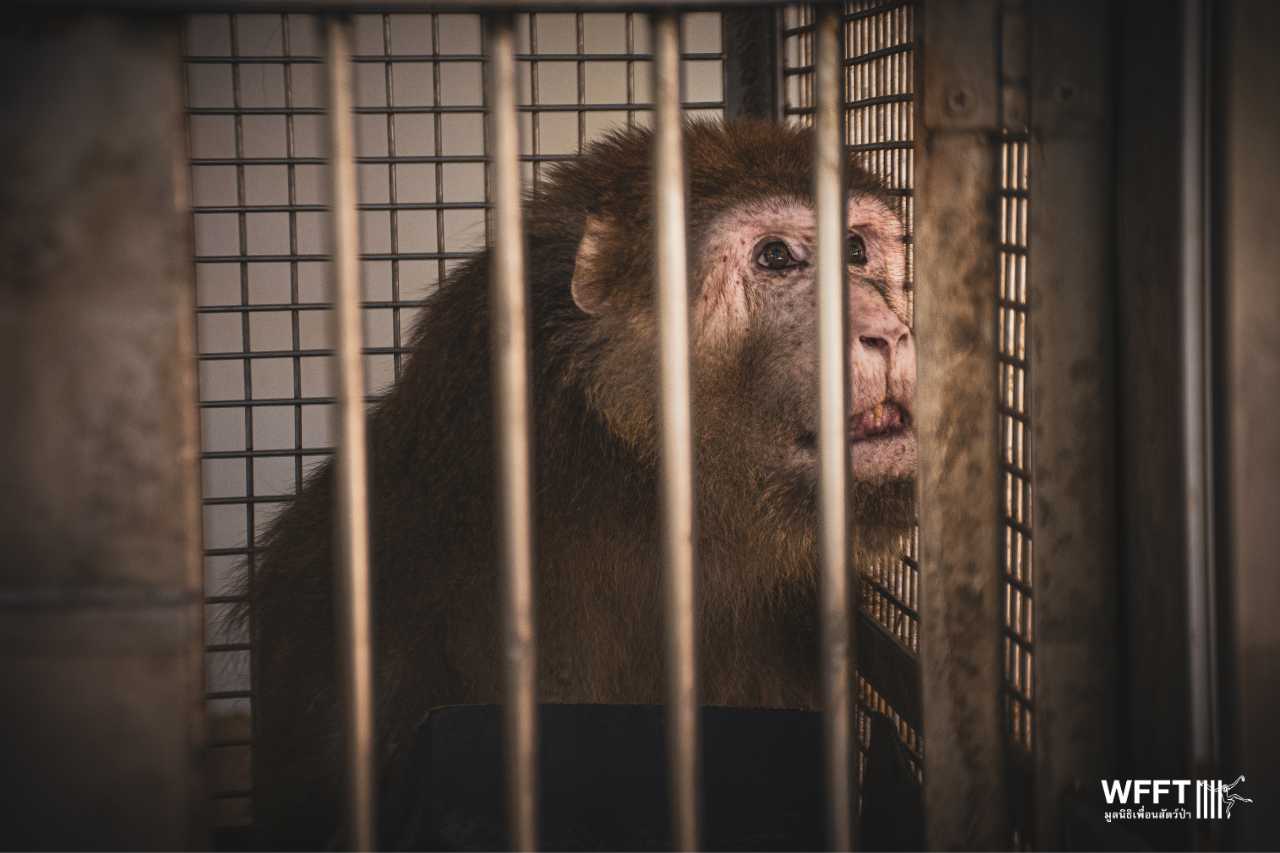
[857, 326, 910, 354]
[851, 295, 910, 344]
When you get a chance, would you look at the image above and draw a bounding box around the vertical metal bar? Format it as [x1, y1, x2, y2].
[625, 13, 637, 129]
[486, 13, 539, 853]
[227, 22, 264, 802]
[812, 6, 853, 851]
[651, 12, 700, 853]
[914, 0, 1008, 848]
[382, 15, 404, 379]
[1025, 1, 1120, 847]
[1179, 0, 1219, 780]
[575, 13, 587, 153]
[324, 16, 376, 851]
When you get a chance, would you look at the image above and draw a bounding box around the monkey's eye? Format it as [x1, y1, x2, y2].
[756, 239, 800, 271]
[847, 234, 869, 266]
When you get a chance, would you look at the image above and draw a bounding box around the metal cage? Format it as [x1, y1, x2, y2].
[2, 0, 1278, 851]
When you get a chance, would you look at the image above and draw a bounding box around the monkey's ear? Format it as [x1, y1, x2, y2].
[571, 215, 611, 316]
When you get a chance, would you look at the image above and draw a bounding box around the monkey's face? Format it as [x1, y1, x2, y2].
[686, 193, 916, 527]
[570, 191, 916, 531]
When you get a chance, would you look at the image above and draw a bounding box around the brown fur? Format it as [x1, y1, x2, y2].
[241, 119, 913, 846]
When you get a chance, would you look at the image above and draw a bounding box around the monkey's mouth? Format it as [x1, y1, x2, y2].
[795, 402, 911, 449]
[849, 402, 910, 442]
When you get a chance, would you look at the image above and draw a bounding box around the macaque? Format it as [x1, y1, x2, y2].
[243, 119, 916, 846]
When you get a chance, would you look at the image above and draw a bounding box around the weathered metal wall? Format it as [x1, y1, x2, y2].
[1215, 1, 1280, 849]
[913, 0, 1008, 848]
[1116, 3, 1209, 848]
[0, 14, 206, 849]
[1026, 0, 1120, 847]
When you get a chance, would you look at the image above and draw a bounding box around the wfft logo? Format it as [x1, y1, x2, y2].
[1100, 775, 1253, 824]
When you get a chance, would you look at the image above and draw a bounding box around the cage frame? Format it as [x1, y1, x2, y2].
[4, 0, 1278, 850]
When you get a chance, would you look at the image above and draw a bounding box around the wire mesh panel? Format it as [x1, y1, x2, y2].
[519, 11, 725, 188]
[787, 10, 1040, 828]
[781, 4, 813, 121]
[781, 0, 921, 783]
[998, 131, 1034, 847]
[993, 134, 1034, 742]
[841, 1, 917, 664]
[184, 11, 724, 832]
[783, 1, 917, 653]
[998, 1, 1033, 844]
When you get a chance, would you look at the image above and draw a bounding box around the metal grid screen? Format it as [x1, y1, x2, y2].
[784, 6, 1039, 818]
[998, 1, 1034, 844]
[184, 12, 724, 829]
[998, 129, 1034, 847]
[781, 0, 921, 778]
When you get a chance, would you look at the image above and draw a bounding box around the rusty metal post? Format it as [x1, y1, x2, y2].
[1025, 1, 1120, 847]
[913, 0, 1008, 848]
[0, 13, 206, 849]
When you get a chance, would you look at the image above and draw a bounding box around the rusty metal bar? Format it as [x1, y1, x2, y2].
[812, 5, 853, 851]
[324, 16, 376, 851]
[651, 11, 700, 852]
[486, 12, 540, 852]
[914, 0, 1008, 848]
[1025, 1, 1119, 847]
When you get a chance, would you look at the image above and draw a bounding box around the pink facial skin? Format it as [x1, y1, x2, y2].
[693, 194, 917, 485]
